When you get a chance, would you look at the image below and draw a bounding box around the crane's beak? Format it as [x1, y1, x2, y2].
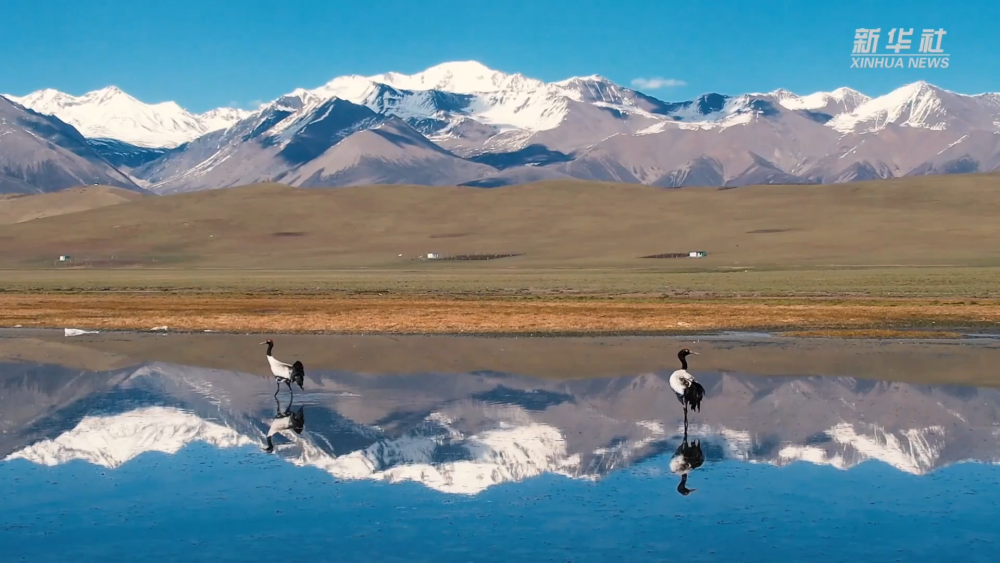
[259, 341, 267, 345]
[691, 351, 699, 355]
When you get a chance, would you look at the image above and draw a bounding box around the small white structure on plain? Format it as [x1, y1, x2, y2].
[64, 328, 99, 337]
[688, 251, 707, 258]
[426, 252, 441, 259]
[58, 255, 71, 262]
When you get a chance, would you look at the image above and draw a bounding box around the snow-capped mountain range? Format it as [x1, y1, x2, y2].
[4, 358, 1000, 495]
[4, 86, 250, 148]
[3, 60, 1000, 194]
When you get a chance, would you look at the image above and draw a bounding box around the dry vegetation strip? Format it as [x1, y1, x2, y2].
[2, 294, 999, 334]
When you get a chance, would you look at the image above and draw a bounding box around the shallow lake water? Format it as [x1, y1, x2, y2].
[2, 333, 999, 561]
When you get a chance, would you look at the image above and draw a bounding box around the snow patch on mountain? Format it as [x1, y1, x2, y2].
[636, 95, 766, 134]
[198, 107, 254, 133]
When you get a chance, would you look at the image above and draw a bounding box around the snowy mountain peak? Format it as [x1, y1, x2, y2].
[829, 87, 869, 103]
[767, 88, 797, 100]
[885, 80, 943, 102]
[199, 107, 254, 132]
[554, 74, 611, 85]
[828, 80, 999, 134]
[890, 80, 952, 100]
[89, 85, 126, 98]
[4, 85, 250, 148]
[310, 75, 383, 104]
[771, 87, 871, 115]
[369, 60, 545, 94]
[7, 88, 72, 108]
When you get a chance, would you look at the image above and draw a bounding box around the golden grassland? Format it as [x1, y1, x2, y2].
[2, 293, 999, 335]
[0, 185, 145, 225]
[2, 265, 999, 336]
[2, 174, 1000, 270]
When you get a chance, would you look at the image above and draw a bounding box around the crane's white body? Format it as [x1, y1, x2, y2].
[261, 339, 305, 400]
[267, 354, 294, 381]
[669, 369, 695, 396]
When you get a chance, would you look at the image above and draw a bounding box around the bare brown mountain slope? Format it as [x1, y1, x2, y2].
[2, 174, 1000, 269]
[0, 96, 141, 194]
[0, 185, 146, 225]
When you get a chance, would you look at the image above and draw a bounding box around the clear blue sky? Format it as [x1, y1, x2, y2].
[2, 0, 997, 112]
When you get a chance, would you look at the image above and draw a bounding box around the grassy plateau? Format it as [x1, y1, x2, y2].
[2, 174, 1000, 336]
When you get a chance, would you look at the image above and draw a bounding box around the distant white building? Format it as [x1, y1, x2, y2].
[688, 251, 707, 258]
[58, 255, 72, 262]
[426, 253, 441, 259]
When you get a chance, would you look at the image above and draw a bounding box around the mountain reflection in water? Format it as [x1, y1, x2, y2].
[2, 356, 999, 561]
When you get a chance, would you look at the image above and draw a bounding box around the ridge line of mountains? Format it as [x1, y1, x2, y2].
[3, 60, 999, 195]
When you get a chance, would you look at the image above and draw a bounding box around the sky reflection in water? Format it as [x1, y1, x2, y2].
[1, 351, 999, 562]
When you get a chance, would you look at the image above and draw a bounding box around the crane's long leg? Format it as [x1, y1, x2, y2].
[273, 379, 280, 399]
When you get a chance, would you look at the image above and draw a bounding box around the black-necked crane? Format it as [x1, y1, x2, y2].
[669, 348, 706, 424]
[260, 338, 305, 397]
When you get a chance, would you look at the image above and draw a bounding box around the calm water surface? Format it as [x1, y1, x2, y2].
[1, 338, 999, 562]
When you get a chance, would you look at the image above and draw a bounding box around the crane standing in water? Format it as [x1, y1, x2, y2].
[669, 348, 706, 424]
[260, 338, 305, 398]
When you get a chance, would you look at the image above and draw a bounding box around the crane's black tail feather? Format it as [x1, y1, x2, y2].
[684, 381, 706, 412]
[291, 361, 305, 389]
